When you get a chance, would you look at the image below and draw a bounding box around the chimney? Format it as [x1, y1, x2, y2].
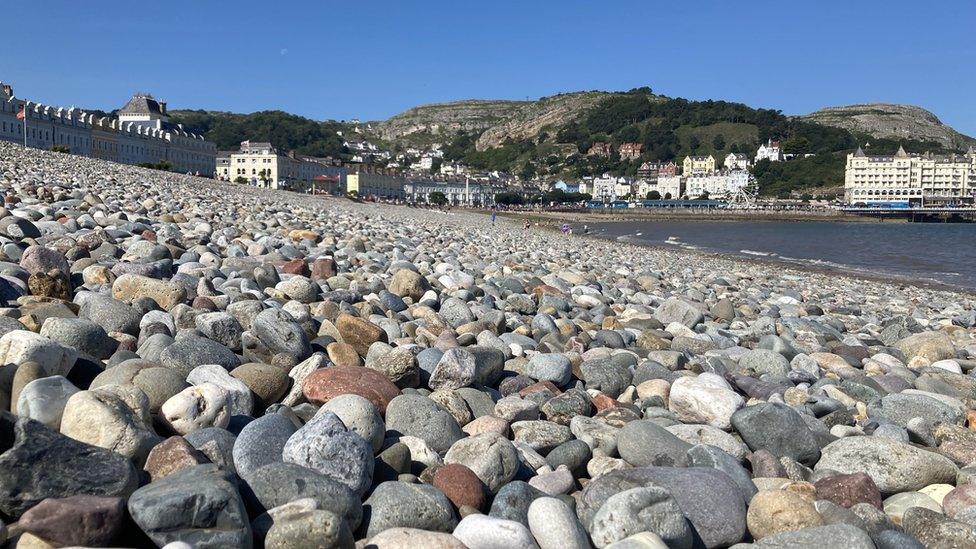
[159, 101, 167, 115]
[1, 84, 11, 97]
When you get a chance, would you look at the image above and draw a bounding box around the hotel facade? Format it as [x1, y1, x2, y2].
[844, 146, 976, 206]
[0, 82, 216, 175]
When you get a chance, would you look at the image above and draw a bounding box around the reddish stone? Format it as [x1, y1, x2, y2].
[814, 472, 883, 510]
[303, 365, 400, 414]
[591, 393, 620, 412]
[280, 259, 311, 277]
[311, 257, 337, 281]
[943, 484, 976, 519]
[19, 495, 125, 547]
[433, 464, 486, 510]
[519, 380, 562, 398]
[144, 436, 209, 482]
[141, 230, 157, 242]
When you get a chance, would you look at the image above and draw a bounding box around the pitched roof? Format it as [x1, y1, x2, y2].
[119, 94, 164, 116]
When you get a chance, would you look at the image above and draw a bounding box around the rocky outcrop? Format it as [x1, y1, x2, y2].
[802, 103, 975, 150]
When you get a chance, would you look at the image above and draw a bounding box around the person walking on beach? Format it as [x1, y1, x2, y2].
[491, 210, 497, 226]
[523, 219, 530, 231]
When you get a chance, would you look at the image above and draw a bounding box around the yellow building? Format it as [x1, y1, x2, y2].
[224, 141, 343, 191]
[346, 172, 406, 199]
[683, 155, 716, 175]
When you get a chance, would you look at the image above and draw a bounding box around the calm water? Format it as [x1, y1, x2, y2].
[589, 220, 976, 289]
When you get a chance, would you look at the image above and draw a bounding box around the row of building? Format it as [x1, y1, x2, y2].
[0, 83, 216, 175]
[844, 146, 976, 206]
[585, 139, 787, 165]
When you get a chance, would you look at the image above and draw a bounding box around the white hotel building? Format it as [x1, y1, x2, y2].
[0, 82, 216, 175]
[844, 146, 976, 206]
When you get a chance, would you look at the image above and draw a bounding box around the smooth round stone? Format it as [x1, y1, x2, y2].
[433, 463, 487, 510]
[194, 311, 243, 351]
[452, 513, 538, 549]
[589, 486, 693, 548]
[883, 491, 942, 526]
[528, 467, 575, 496]
[16, 375, 79, 429]
[282, 411, 374, 497]
[444, 432, 519, 492]
[603, 532, 668, 549]
[39, 317, 118, 360]
[386, 393, 464, 454]
[738, 349, 790, 377]
[251, 307, 312, 364]
[815, 436, 958, 495]
[60, 388, 161, 466]
[365, 527, 466, 548]
[0, 329, 77, 377]
[230, 362, 290, 409]
[667, 373, 744, 430]
[527, 496, 590, 549]
[159, 333, 240, 378]
[742, 523, 876, 548]
[617, 420, 691, 467]
[127, 465, 249, 548]
[186, 364, 254, 416]
[489, 480, 546, 526]
[666, 423, 748, 461]
[184, 427, 237, 473]
[264, 509, 354, 549]
[362, 481, 458, 538]
[746, 489, 824, 540]
[161, 383, 232, 435]
[577, 467, 747, 548]
[302, 365, 400, 413]
[233, 413, 299, 478]
[244, 462, 362, 530]
[89, 361, 188, 414]
[319, 393, 385, 453]
[731, 402, 821, 466]
[511, 420, 573, 454]
[526, 353, 573, 387]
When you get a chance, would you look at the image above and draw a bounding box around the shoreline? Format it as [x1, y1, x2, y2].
[485, 208, 976, 296]
[497, 208, 895, 224]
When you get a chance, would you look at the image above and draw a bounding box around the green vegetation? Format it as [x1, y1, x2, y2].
[439, 88, 967, 195]
[428, 191, 448, 205]
[168, 110, 348, 158]
[137, 160, 173, 172]
[50, 145, 70, 154]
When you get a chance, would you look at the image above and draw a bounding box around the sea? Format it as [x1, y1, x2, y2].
[587, 220, 976, 290]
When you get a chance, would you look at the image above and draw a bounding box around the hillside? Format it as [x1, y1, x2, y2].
[370, 99, 528, 146]
[802, 103, 975, 151]
[167, 110, 349, 158]
[166, 90, 974, 197]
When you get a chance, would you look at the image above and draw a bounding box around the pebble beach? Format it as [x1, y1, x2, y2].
[2, 139, 976, 548]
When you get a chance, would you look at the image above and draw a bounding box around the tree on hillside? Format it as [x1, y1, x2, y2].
[647, 191, 662, 200]
[712, 134, 726, 150]
[689, 135, 701, 152]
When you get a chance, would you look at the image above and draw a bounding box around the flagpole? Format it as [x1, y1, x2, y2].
[22, 101, 27, 147]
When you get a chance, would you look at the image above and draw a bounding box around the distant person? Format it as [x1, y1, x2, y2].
[491, 211, 497, 225]
[523, 219, 530, 231]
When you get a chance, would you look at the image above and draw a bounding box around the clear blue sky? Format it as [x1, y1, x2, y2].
[5, 1, 974, 135]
